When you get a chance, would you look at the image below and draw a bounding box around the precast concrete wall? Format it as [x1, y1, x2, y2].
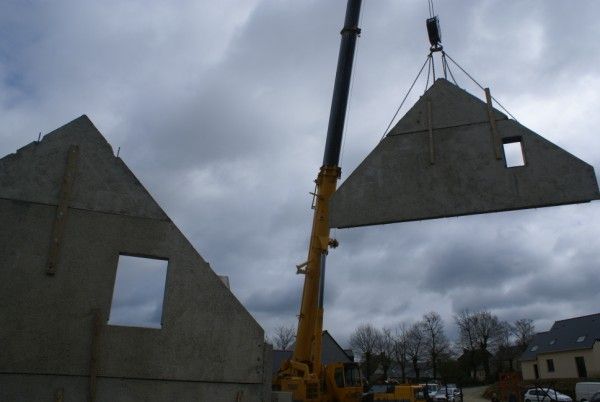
[330, 79, 600, 228]
[0, 116, 272, 401]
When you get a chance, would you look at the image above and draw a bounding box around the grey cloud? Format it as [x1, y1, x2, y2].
[2, 0, 600, 343]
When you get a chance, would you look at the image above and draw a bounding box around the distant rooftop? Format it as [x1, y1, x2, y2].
[520, 313, 600, 361]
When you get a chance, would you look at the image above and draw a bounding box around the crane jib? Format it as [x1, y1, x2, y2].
[322, 0, 362, 167]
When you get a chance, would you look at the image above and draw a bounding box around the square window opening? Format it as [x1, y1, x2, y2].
[503, 137, 525, 167]
[108, 255, 168, 329]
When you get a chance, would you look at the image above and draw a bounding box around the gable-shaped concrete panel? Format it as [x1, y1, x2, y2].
[330, 79, 600, 228]
[390, 78, 508, 135]
[0, 116, 271, 401]
[0, 115, 167, 220]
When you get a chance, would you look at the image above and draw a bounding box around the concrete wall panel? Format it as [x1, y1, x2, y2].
[0, 116, 271, 400]
[0, 116, 167, 220]
[330, 80, 599, 228]
[390, 78, 507, 135]
[0, 374, 266, 402]
[0, 198, 266, 383]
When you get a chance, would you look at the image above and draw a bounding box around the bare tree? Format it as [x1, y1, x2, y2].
[455, 310, 478, 379]
[406, 322, 425, 381]
[473, 310, 504, 380]
[393, 323, 411, 383]
[350, 324, 381, 381]
[375, 327, 395, 381]
[513, 318, 535, 348]
[498, 321, 514, 349]
[272, 325, 296, 351]
[422, 311, 449, 380]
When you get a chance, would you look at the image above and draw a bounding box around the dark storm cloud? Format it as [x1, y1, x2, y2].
[1, 0, 600, 345]
[421, 242, 536, 294]
[245, 283, 301, 316]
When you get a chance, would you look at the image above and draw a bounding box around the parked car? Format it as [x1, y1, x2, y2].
[576, 382, 600, 402]
[425, 384, 439, 399]
[524, 388, 573, 402]
[435, 387, 461, 402]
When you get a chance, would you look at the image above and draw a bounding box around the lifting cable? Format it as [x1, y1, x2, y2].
[379, 0, 517, 141]
[428, 0, 435, 18]
[380, 55, 431, 140]
[381, 50, 518, 142]
[424, 55, 433, 93]
[442, 52, 458, 85]
[443, 52, 519, 122]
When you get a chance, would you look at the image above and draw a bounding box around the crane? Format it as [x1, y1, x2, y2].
[272, 0, 365, 401]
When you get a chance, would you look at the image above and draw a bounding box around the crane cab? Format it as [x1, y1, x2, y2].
[323, 362, 364, 402]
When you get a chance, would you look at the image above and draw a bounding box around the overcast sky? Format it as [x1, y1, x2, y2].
[2, 0, 600, 348]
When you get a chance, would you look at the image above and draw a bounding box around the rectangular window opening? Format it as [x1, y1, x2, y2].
[547, 359, 555, 372]
[108, 254, 168, 329]
[575, 356, 588, 378]
[503, 137, 525, 167]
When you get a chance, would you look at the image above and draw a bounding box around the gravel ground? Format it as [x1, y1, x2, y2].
[462, 386, 489, 402]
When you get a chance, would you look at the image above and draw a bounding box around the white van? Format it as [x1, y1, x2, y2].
[576, 382, 600, 402]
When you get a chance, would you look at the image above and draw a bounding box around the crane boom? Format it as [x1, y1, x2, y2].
[293, 0, 361, 371]
[274, 1, 364, 401]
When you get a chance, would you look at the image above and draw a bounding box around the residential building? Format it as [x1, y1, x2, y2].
[495, 344, 525, 373]
[458, 349, 494, 382]
[520, 313, 600, 380]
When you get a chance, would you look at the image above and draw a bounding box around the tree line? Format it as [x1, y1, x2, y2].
[349, 310, 535, 384]
[267, 310, 535, 384]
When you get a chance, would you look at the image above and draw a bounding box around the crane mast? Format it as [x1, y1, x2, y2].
[290, 0, 362, 381]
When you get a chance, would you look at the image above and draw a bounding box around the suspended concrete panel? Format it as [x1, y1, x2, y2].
[330, 79, 600, 228]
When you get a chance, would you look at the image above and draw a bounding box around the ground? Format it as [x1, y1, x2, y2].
[462, 386, 489, 402]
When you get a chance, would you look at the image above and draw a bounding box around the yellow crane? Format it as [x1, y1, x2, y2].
[272, 0, 365, 401]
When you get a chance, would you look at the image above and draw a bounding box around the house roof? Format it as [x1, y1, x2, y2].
[322, 330, 354, 364]
[271, 330, 353, 374]
[457, 349, 493, 363]
[520, 313, 600, 361]
[495, 344, 525, 361]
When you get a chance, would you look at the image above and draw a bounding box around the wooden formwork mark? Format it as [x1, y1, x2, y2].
[484, 88, 503, 160]
[89, 309, 102, 402]
[46, 145, 79, 275]
[427, 98, 435, 165]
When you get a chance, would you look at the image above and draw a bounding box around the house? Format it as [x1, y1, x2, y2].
[495, 344, 525, 373]
[520, 313, 600, 380]
[272, 330, 353, 375]
[458, 349, 494, 382]
[0, 116, 272, 401]
[387, 361, 434, 383]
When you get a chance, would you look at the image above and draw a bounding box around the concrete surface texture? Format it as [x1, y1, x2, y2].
[0, 116, 272, 401]
[330, 78, 600, 228]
